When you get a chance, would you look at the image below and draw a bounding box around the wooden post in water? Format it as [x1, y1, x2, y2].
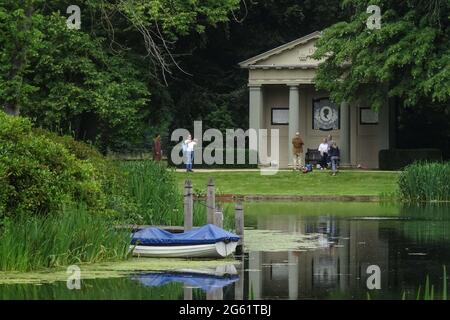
[235, 201, 244, 255]
[214, 205, 223, 228]
[184, 287, 193, 300]
[184, 180, 193, 231]
[206, 178, 215, 224]
[207, 288, 223, 300]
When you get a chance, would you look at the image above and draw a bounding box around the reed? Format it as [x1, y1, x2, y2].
[0, 204, 131, 272]
[120, 161, 184, 225]
[401, 265, 449, 300]
[120, 161, 235, 229]
[398, 162, 450, 202]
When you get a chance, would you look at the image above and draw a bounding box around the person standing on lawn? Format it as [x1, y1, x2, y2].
[184, 134, 197, 172]
[318, 137, 329, 169]
[326, 134, 335, 166]
[292, 132, 304, 170]
[329, 141, 340, 176]
[153, 133, 162, 162]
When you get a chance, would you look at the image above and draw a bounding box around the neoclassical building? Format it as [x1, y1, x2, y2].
[239, 31, 392, 168]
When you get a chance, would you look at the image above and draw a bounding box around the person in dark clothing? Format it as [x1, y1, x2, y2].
[328, 142, 340, 176]
[153, 133, 162, 162]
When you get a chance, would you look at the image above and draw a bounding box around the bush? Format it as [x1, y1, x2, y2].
[0, 113, 105, 217]
[398, 162, 450, 202]
[33, 129, 138, 219]
[379, 149, 443, 170]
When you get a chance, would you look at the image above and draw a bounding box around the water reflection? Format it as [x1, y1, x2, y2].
[246, 203, 450, 300]
[1, 202, 449, 300]
[132, 265, 239, 294]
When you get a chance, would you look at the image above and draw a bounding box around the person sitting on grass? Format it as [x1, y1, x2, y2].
[328, 142, 340, 176]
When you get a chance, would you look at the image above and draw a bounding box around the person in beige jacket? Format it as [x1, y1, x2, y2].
[292, 132, 304, 170]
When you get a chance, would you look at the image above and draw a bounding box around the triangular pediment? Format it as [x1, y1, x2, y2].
[239, 31, 322, 69]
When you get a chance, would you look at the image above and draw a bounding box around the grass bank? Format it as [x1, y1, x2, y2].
[175, 171, 399, 196]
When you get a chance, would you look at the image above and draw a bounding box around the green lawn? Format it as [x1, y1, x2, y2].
[174, 170, 399, 196]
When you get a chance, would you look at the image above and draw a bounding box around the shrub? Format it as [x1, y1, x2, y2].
[33, 129, 138, 219]
[379, 149, 443, 170]
[398, 162, 450, 202]
[0, 113, 104, 217]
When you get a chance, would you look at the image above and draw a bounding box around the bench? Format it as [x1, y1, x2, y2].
[305, 148, 321, 165]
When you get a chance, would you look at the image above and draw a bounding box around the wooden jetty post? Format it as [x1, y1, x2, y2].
[184, 287, 193, 300]
[235, 201, 244, 255]
[206, 178, 215, 224]
[214, 205, 223, 228]
[184, 180, 193, 231]
[207, 288, 223, 300]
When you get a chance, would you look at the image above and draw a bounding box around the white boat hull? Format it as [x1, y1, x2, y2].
[131, 241, 238, 258]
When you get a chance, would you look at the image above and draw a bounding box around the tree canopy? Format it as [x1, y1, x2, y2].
[312, 0, 450, 109]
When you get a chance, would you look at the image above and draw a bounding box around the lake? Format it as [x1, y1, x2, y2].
[1, 202, 449, 300]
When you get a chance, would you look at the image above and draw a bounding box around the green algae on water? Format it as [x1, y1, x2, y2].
[0, 258, 240, 285]
[244, 229, 329, 252]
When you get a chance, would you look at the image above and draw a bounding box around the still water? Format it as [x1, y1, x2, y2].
[1, 202, 449, 300]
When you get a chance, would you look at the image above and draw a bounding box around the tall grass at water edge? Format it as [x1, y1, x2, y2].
[121, 161, 235, 229]
[398, 162, 450, 202]
[0, 204, 131, 272]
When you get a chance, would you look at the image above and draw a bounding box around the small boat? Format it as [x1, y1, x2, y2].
[130, 224, 240, 258]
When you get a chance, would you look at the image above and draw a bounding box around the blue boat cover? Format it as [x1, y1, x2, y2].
[131, 224, 240, 246]
[132, 272, 239, 293]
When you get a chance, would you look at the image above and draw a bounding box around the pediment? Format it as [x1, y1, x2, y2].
[239, 31, 322, 69]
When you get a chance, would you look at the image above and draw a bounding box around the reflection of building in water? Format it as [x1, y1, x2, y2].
[248, 215, 389, 299]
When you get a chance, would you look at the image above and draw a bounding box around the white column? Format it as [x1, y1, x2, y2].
[249, 85, 263, 133]
[288, 85, 300, 166]
[249, 85, 263, 163]
[340, 101, 350, 165]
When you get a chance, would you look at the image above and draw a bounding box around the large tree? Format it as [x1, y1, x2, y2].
[0, 0, 241, 151]
[312, 0, 450, 110]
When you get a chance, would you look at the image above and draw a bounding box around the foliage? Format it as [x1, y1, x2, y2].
[120, 161, 183, 225]
[0, 113, 105, 217]
[401, 266, 448, 300]
[312, 0, 450, 110]
[398, 162, 450, 202]
[0, 203, 131, 272]
[33, 129, 139, 219]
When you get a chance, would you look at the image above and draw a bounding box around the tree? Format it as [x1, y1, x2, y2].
[312, 0, 450, 110]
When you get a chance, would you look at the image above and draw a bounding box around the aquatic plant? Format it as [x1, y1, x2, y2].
[120, 161, 184, 225]
[0, 204, 131, 272]
[401, 266, 448, 300]
[398, 162, 450, 202]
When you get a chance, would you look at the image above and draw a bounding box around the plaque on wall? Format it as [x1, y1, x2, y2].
[271, 108, 289, 125]
[313, 98, 339, 131]
[360, 107, 379, 125]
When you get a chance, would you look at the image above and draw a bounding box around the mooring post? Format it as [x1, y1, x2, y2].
[235, 201, 244, 255]
[207, 177, 215, 224]
[207, 288, 223, 300]
[184, 180, 193, 231]
[214, 205, 223, 228]
[184, 287, 193, 300]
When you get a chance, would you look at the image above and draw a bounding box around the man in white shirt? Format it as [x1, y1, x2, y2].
[184, 135, 197, 172]
[318, 138, 329, 169]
